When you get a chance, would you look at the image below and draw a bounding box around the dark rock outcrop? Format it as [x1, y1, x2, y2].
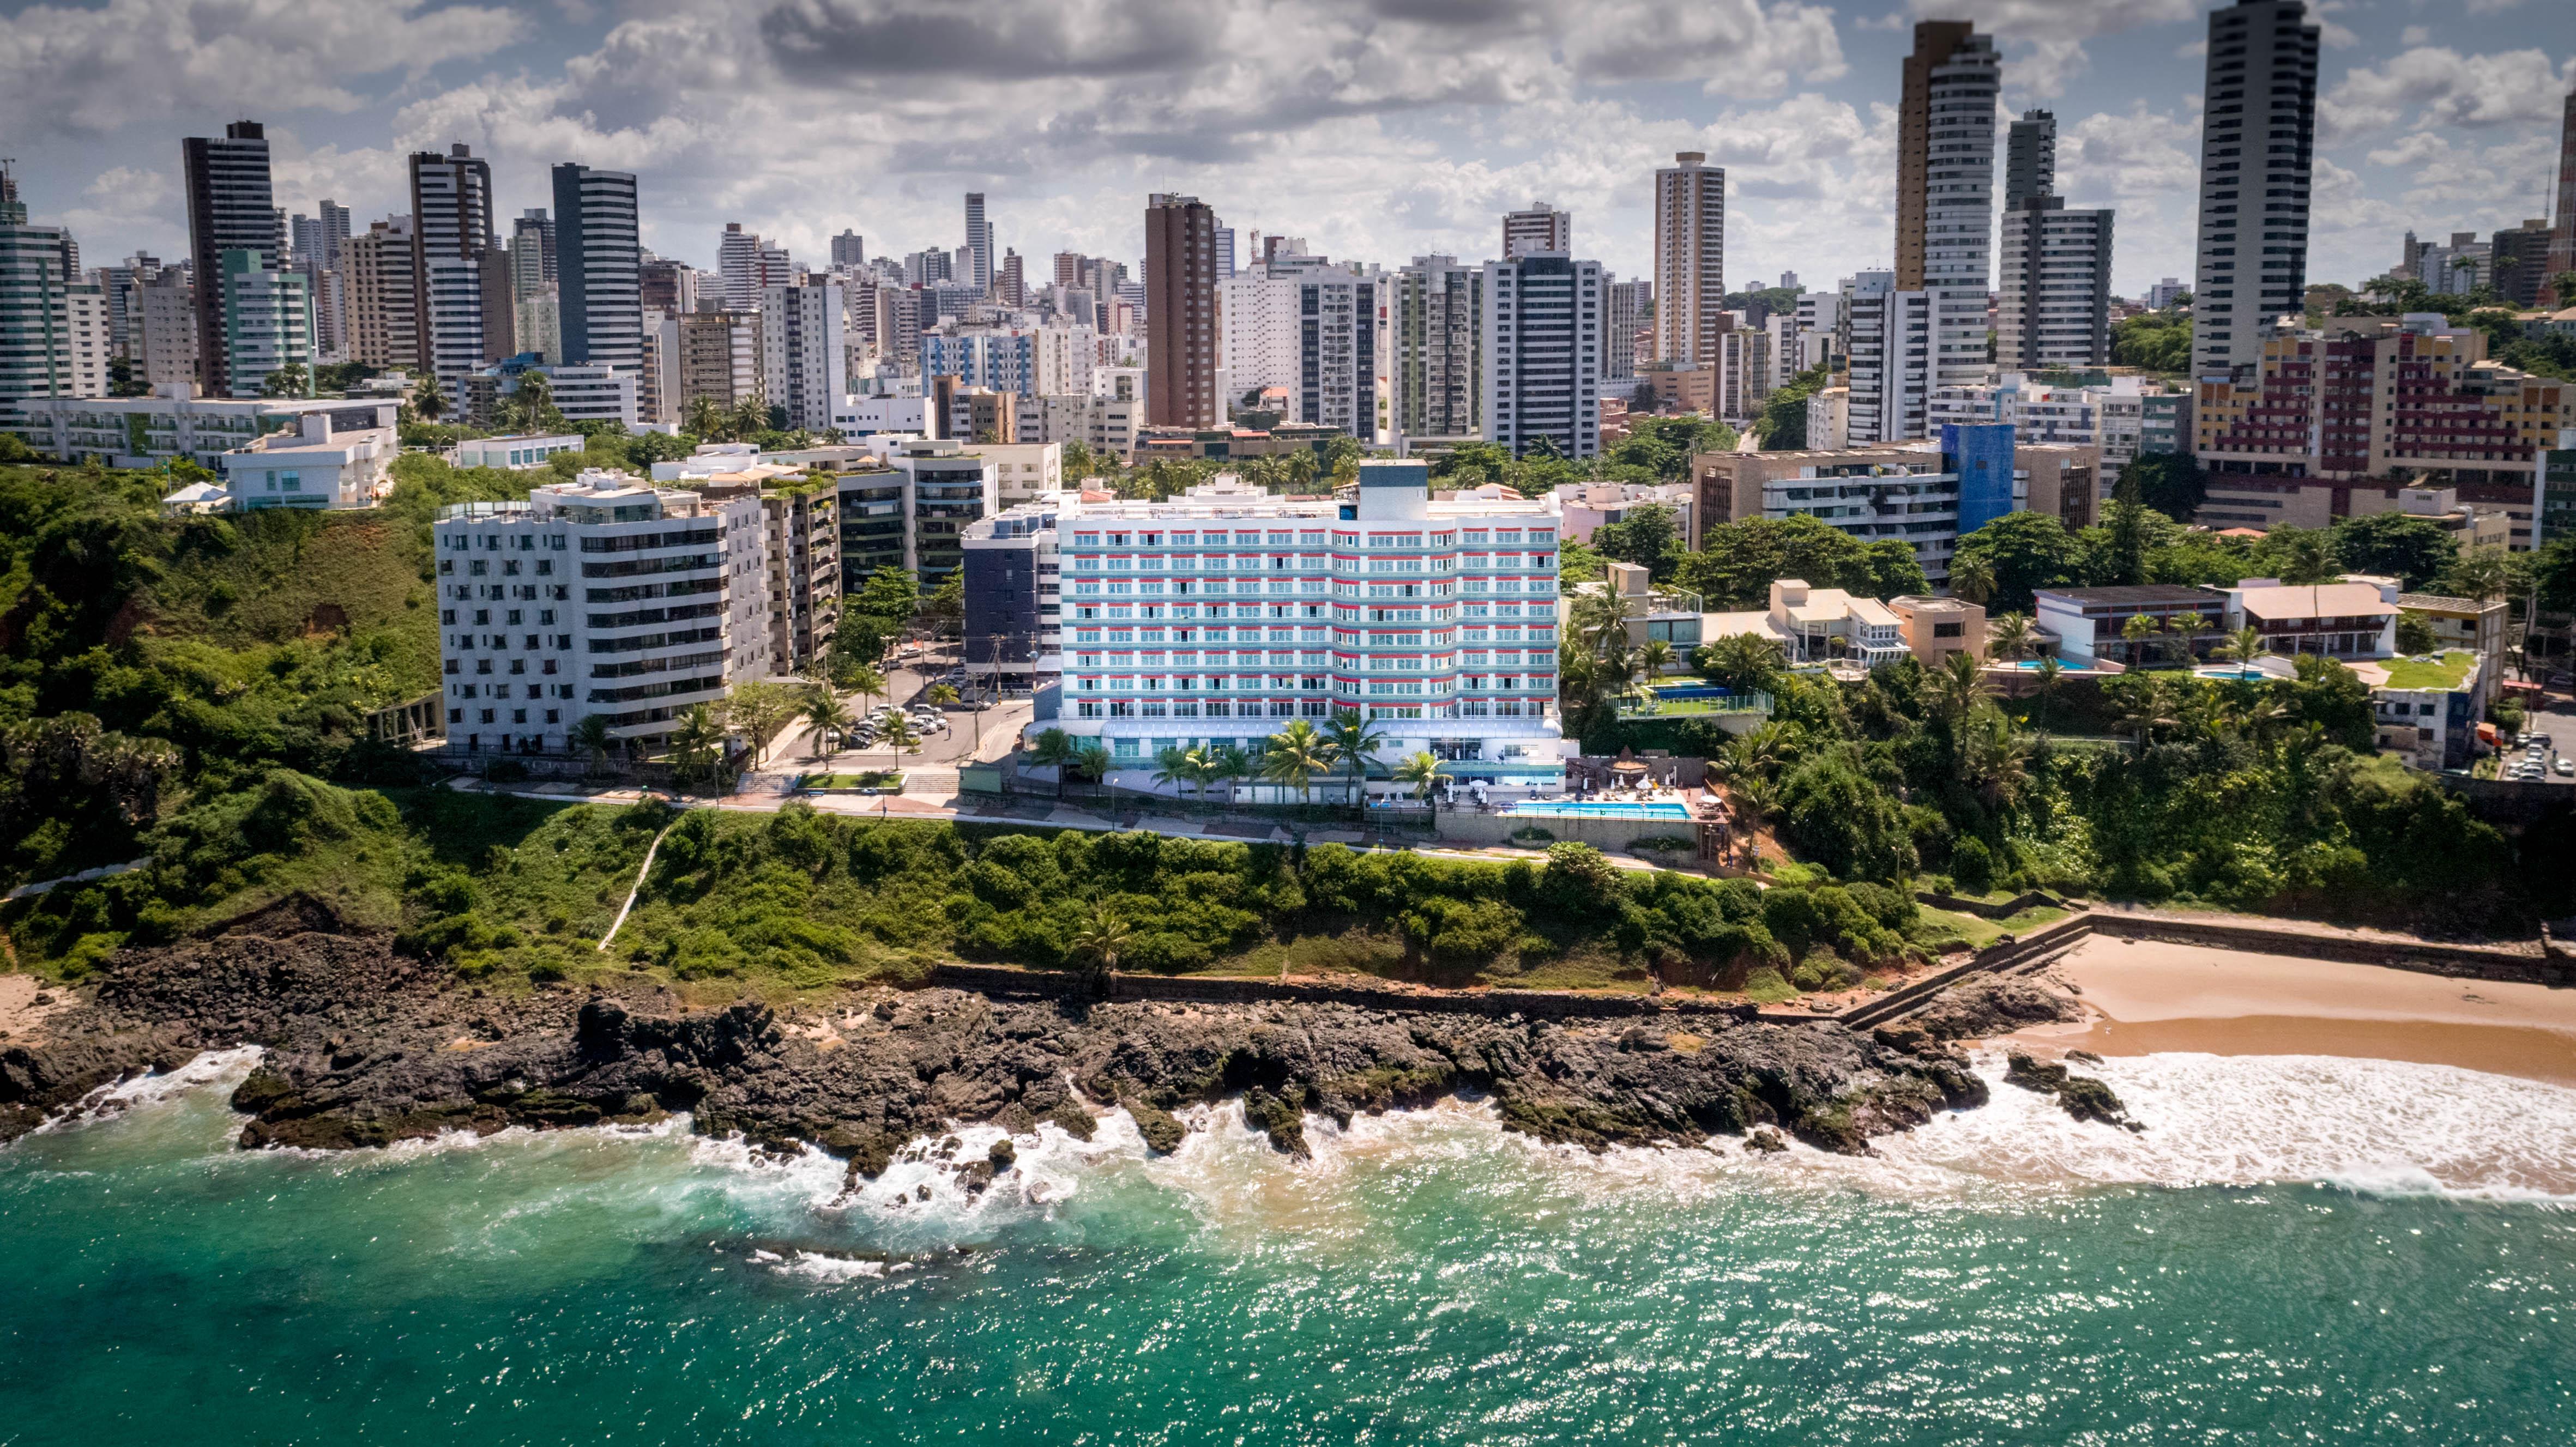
[5, 930, 2005, 1164]
[1911, 976, 2087, 1040]
[2004, 1050, 2141, 1131]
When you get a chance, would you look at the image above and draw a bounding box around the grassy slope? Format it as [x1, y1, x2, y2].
[5, 791, 1953, 1008]
[147, 510, 443, 698]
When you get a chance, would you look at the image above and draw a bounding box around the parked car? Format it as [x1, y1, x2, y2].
[2556, 759, 2573, 777]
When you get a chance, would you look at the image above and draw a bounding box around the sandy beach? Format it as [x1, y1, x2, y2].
[2029, 936, 2576, 1086]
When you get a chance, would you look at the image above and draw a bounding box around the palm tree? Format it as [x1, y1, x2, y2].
[1698, 632, 1785, 693]
[1320, 709, 1391, 810]
[1989, 612, 2040, 664]
[1067, 900, 1133, 992]
[1260, 718, 1332, 805]
[2218, 625, 2268, 679]
[728, 389, 769, 443]
[414, 371, 447, 423]
[1150, 746, 1198, 804]
[2110, 674, 2180, 756]
[842, 664, 886, 719]
[1070, 741, 1114, 798]
[1956, 707, 2035, 811]
[683, 394, 725, 441]
[570, 715, 614, 776]
[2175, 610, 2212, 663]
[1950, 552, 1996, 607]
[2445, 547, 2512, 604]
[1028, 726, 1076, 798]
[1928, 649, 1994, 730]
[880, 714, 920, 756]
[2121, 612, 2158, 669]
[926, 683, 960, 706]
[804, 688, 853, 760]
[670, 703, 727, 787]
[1393, 750, 1441, 812]
[1636, 637, 1675, 682]
[1208, 743, 1251, 808]
[2034, 657, 2065, 732]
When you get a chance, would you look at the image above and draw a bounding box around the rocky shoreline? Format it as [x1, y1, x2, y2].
[0, 929, 2119, 1177]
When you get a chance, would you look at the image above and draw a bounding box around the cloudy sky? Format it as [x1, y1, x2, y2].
[3, 0, 2569, 298]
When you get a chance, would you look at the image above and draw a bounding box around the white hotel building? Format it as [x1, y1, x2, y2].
[435, 471, 770, 756]
[1051, 461, 1572, 793]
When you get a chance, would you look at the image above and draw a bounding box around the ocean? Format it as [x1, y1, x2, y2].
[3, 1047, 2572, 1444]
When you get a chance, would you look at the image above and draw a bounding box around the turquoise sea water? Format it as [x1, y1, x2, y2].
[4, 1048, 2573, 1445]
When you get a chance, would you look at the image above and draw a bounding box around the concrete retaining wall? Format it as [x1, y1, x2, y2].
[1433, 810, 1695, 851]
[2082, 911, 2566, 985]
[930, 961, 1757, 1021]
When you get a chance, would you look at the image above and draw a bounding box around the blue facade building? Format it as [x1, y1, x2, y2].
[922, 330, 1038, 398]
[1944, 422, 2016, 537]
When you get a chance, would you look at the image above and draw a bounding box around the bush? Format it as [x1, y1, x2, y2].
[1740, 966, 1798, 1004]
[1951, 836, 1996, 893]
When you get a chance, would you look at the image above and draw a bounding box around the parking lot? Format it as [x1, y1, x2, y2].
[2508, 696, 2576, 786]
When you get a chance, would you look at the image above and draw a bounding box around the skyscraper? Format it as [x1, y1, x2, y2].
[1897, 21, 2000, 389]
[182, 120, 277, 396]
[2191, 0, 2319, 376]
[964, 192, 992, 295]
[1482, 253, 1603, 460]
[289, 201, 350, 271]
[515, 208, 556, 286]
[2548, 86, 2575, 303]
[2005, 110, 2055, 209]
[1996, 113, 2115, 371]
[1503, 202, 1572, 262]
[831, 231, 866, 269]
[759, 277, 847, 433]
[552, 164, 642, 372]
[1603, 278, 1649, 383]
[719, 223, 765, 312]
[343, 216, 420, 370]
[1210, 225, 1236, 280]
[1393, 255, 1482, 440]
[0, 164, 109, 404]
[1144, 192, 1217, 428]
[409, 142, 495, 382]
[1652, 154, 1724, 364]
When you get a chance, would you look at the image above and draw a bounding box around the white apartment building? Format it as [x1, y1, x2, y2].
[136, 281, 198, 389]
[1604, 277, 1649, 383]
[213, 408, 398, 509]
[1217, 256, 1387, 439]
[458, 432, 586, 470]
[832, 393, 931, 436]
[1049, 462, 1571, 792]
[1847, 272, 1934, 443]
[758, 278, 847, 433]
[7, 388, 380, 468]
[1032, 323, 1096, 397]
[536, 364, 636, 428]
[1927, 372, 2153, 493]
[1481, 253, 1603, 460]
[977, 440, 1064, 507]
[213, 249, 314, 397]
[435, 471, 771, 756]
[1501, 202, 1572, 262]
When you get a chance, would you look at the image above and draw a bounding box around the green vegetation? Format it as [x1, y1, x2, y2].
[2376, 651, 2476, 692]
[1755, 365, 1831, 449]
[3, 788, 1954, 1000]
[800, 772, 903, 791]
[2110, 310, 2192, 374]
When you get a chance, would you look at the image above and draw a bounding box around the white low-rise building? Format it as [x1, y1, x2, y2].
[434, 470, 772, 756]
[213, 408, 397, 508]
[457, 433, 586, 471]
[8, 386, 388, 469]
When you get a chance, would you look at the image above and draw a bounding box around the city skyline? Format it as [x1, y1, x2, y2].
[1, 1, 2568, 298]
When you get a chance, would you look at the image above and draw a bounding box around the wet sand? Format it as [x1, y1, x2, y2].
[2028, 937, 2576, 1086]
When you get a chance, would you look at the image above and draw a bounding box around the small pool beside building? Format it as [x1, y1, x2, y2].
[1500, 800, 1693, 820]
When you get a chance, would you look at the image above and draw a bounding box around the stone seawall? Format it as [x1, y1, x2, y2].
[2082, 911, 2567, 985]
[928, 962, 1757, 1022]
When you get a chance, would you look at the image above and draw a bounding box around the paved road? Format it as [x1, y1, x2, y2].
[2513, 696, 2576, 786]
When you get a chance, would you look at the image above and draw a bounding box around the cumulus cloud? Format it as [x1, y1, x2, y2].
[2321, 46, 2576, 142]
[0, 0, 532, 137]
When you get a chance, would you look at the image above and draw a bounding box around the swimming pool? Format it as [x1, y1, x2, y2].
[1501, 800, 1693, 820]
